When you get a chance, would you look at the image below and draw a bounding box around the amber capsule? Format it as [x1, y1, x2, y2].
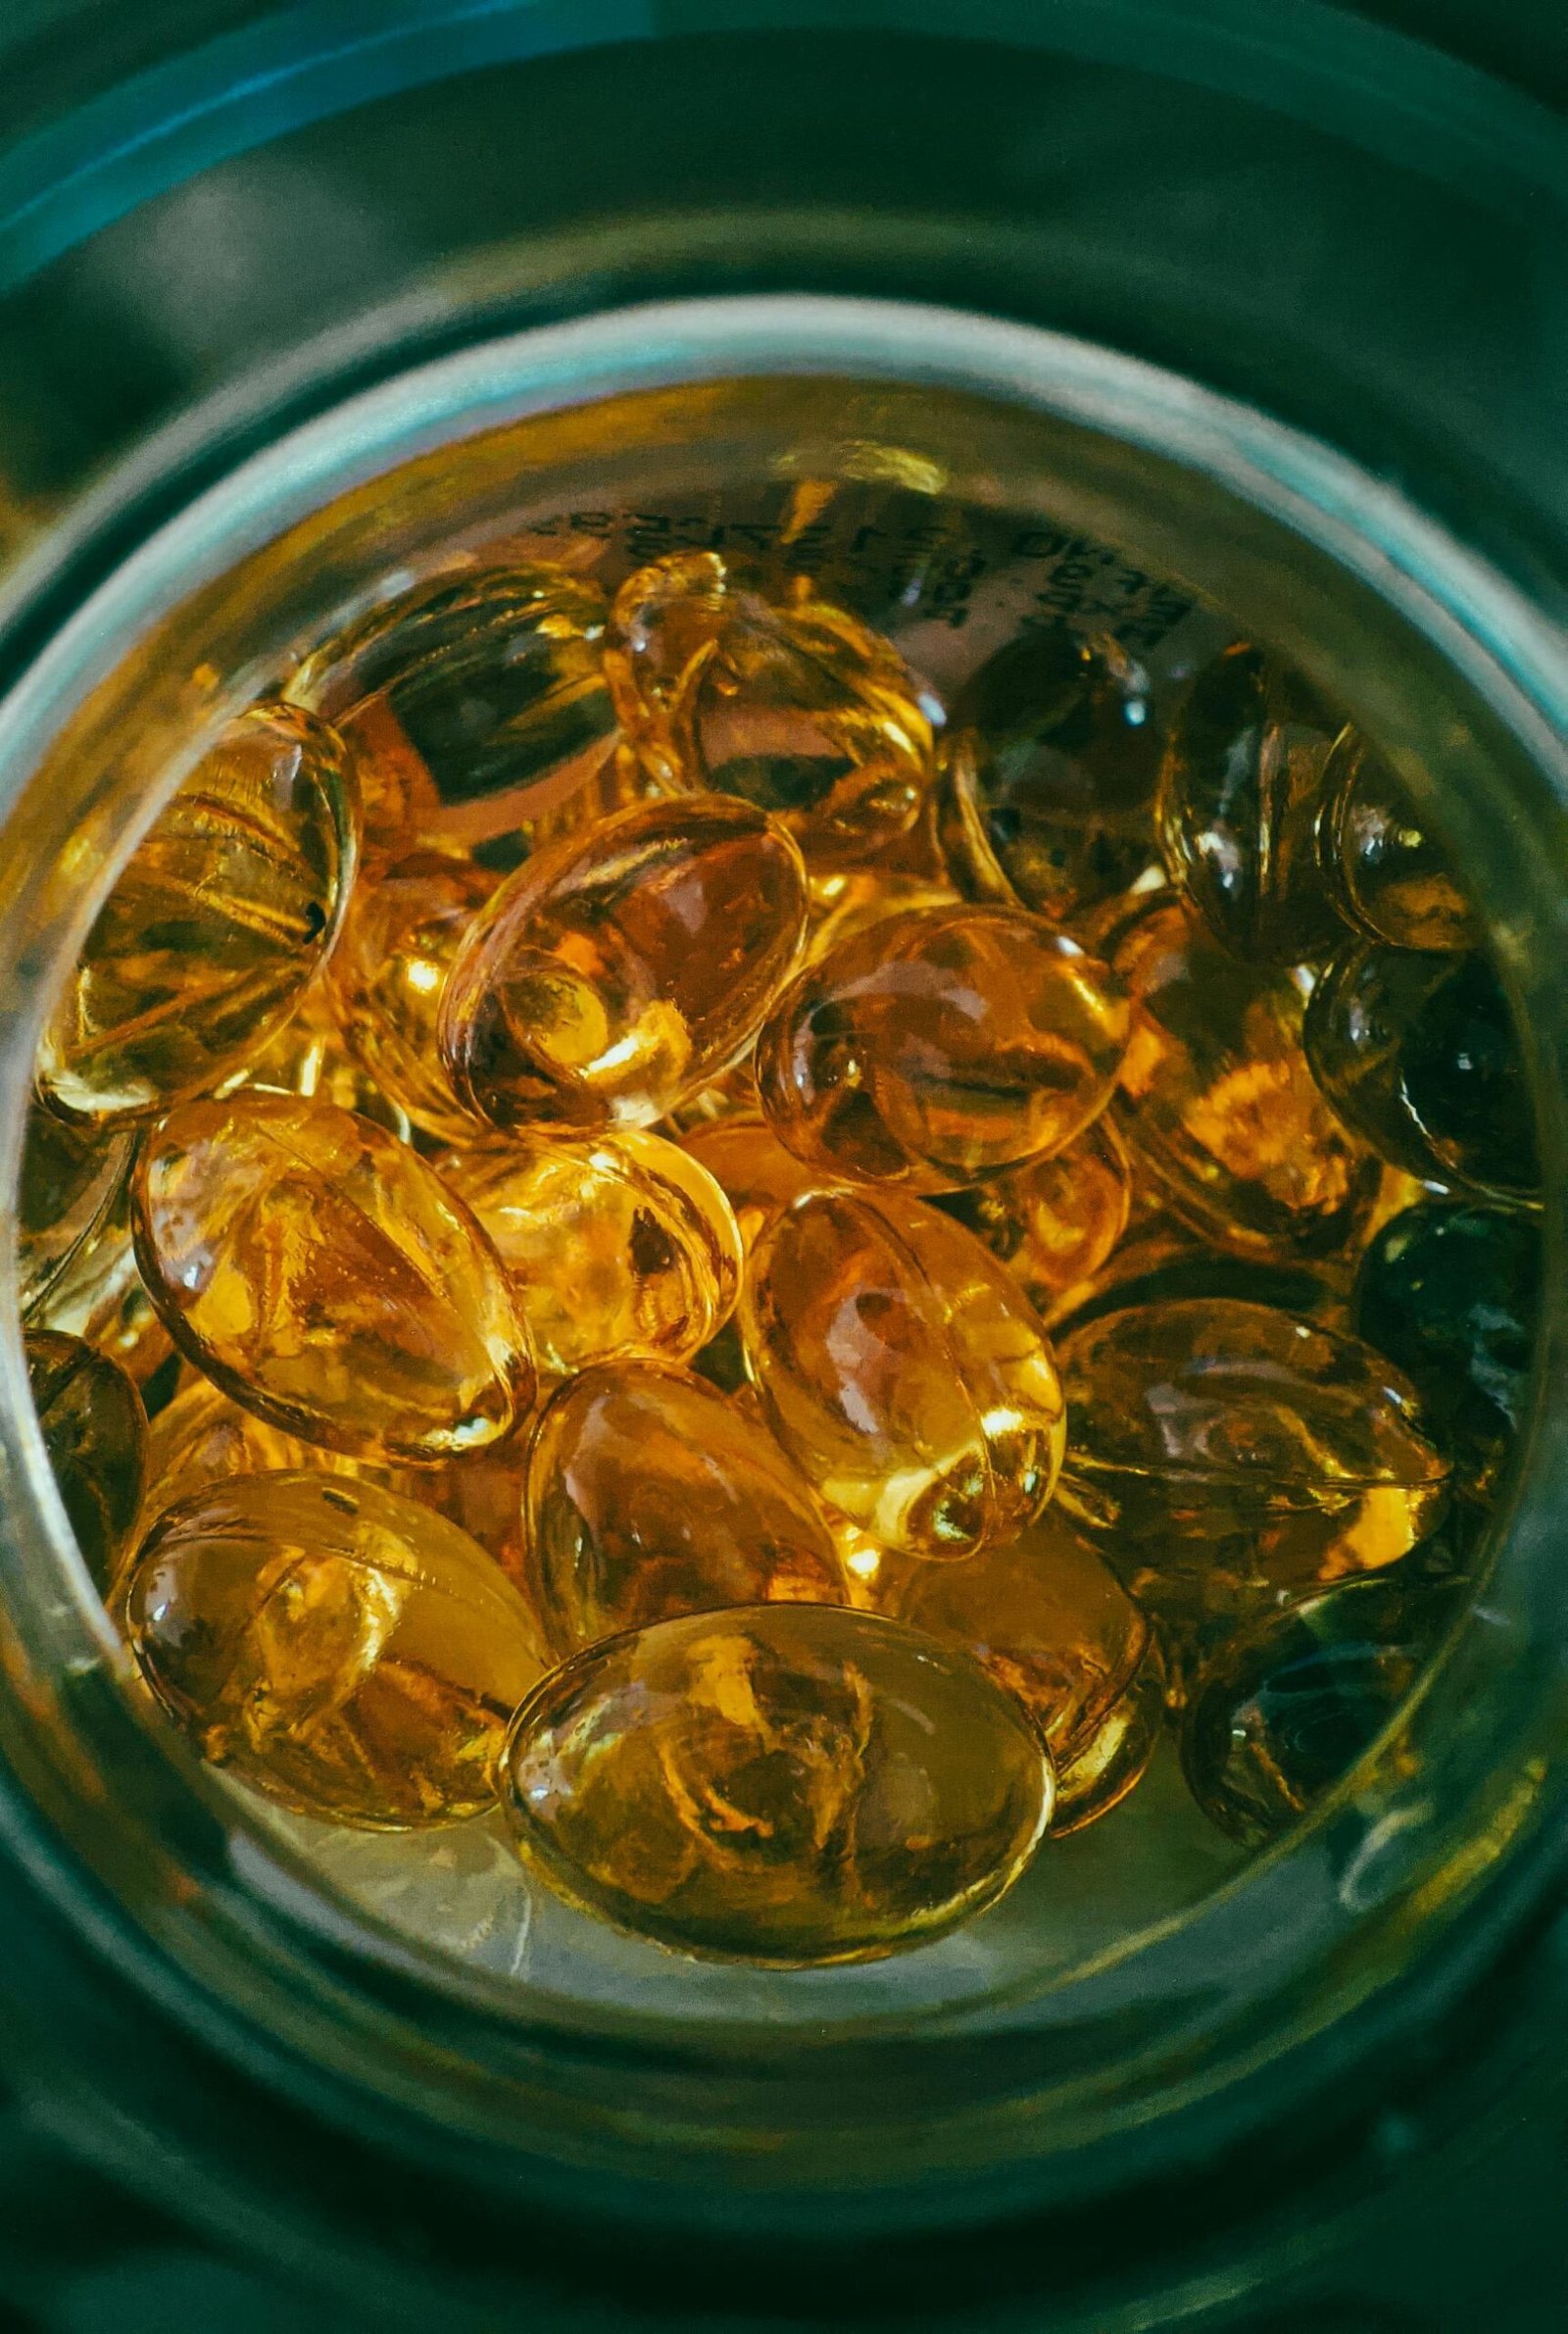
[757, 905, 1130, 1191]
[123, 1471, 544, 1826]
[1111, 893, 1378, 1260]
[1304, 941, 1537, 1200]
[37, 702, 357, 1126]
[886, 1510, 1159, 1833]
[607, 552, 935, 868]
[679, 1115, 823, 1254]
[440, 1129, 742, 1376]
[30, 1186, 173, 1385]
[26, 1330, 145, 1592]
[439, 797, 808, 1132]
[502, 1603, 1052, 1964]
[805, 868, 962, 963]
[932, 1114, 1133, 1317]
[523, 1363, 846, 1655]
[1056, 1299, 1449, 1667]
[132, 1092, 533, 1464]
[1180, 1570, 1462, 1844]
[1156, 643, 1346, 964]
[1319, 729, 1476, 954]
[140, 1374, 418, 1523]
[17, 1110, 135, 1315]
[323, 851, 494, 1140]
[743, 1186, 1065, 1559]
[934, 625, 1160, 923]
[287, 563, 615, 864]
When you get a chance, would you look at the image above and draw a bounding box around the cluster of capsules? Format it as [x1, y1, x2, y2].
[18, 544, 1538, 1966]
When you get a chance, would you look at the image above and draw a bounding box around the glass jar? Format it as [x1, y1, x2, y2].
[0, 7, 1565, 2330]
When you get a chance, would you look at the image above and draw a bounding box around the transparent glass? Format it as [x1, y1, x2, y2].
[1, 297, 1565, 2229]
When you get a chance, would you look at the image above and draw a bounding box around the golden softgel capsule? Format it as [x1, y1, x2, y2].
[606, 551, 934, 868]
[1319, 730, 1476, 955]
[1110, 892, 1379, 1259]
[287, 562, 615, 865]
[132, 1092, 534, 1463]
[440, 1129, 742, 1376]
[523, 1362, 846, 1654]
[123, 1471, 544, 1826]
[324, 850, 495, 1140]
[1056, 1298, 1449, 1638]
[757, 905, 1130, 1190]
[931, 1114, 1133, 1318]
[1156, 643, 1344, 965]
[140, 1375, 413, 1521]
[933, 625, 1159, 924]
[742, 1186, 1065, 1558]
[677, 1114, 821, 1254]
[502, 1603, 1052, 1963]
[886, 1509, 1160, 1834]
[439, 797, 808, 1131]
[37, 702, 357, 1125]
[18, 1109, 134, 1315]
[26, 1330, 146, 1593]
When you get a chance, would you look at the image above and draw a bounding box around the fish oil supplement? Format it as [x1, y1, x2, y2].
[31, 1185, 173, 1385]
[439, 797, 809, 1132]
[440, 1129, 742, 1376]
[1056, 1299, 1449, 1672]
[743, 1186, 1065, 1559]
[17, 1110, 135, 1315]
[757, 905, 1130, 1191]
[523, 1362, 846, 1654]
[26, 1330, 146, 1592]
[606, 552, 934, 868]
[660, 1057, 762, 1136]
[886, 1510, 1160, 1833]
[933, 625, 1160, 922]
[1157, 643, 1345, 963]
[1181, 1570, 1462, 1843]
[132, 1092, 533, 1463]
[1112, 893, 1379, 1259]
[215, 978, 413, 1140]
[679, 1114, 822, 1254]
[931, 1114, 1133, 1318]
[502, 1603, 1052, 1963]
[1319, 730, 1476, 954]
[323, 851, 495, 1140]
[287, 563, 615, 865]
[1352, 1202, 1540, 1494]
[36, 703, 357, 1126]
[123, 1471, 544, 1826]
[140, 1375, 417, 1522]
[1304, 941, 1538, 1199]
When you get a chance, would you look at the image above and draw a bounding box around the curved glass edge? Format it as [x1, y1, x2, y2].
[0, 298, 1563, 2222]
[0, 0, 1565, 294]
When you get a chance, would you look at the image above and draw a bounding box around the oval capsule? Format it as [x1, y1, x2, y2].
[757, 905, 1130, 1191]
[26, 1330, 146, 1592]
[607, 552, 934, 868]
[439, 796, 808, 1132]
[1305, 941, 1538, 1200]
[1181, 1571, 1462, 1844]
[742, 1186, 1065, 1559]
[885, 1509, 1160, 1833]
[140, 1374, 417, 1522]
[1111, 893, 1379, 1259]
[1156, 643, 1345, 964]
[324, 850, 495, 1140]
[524, 1362, 847, 1655]
[1352, 1201, 1540, 1495]
[288, 562, 615, 864]
[934, 625, 1160, 922]
[131, 1092, 534, 1464]
[18, 1110, 136, 1316]
[440, 1129, 742, 1376]
[931, 1113, 1133, 1317]
[1320, 730, 1476, 954]
[123, 1471, 544, 1826]
[30, 1187, 173, 1386]
[502, 1603, 1052, 1963]
[37, 702, 357, 1126]
[1056, 1298, 1450, 1670]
